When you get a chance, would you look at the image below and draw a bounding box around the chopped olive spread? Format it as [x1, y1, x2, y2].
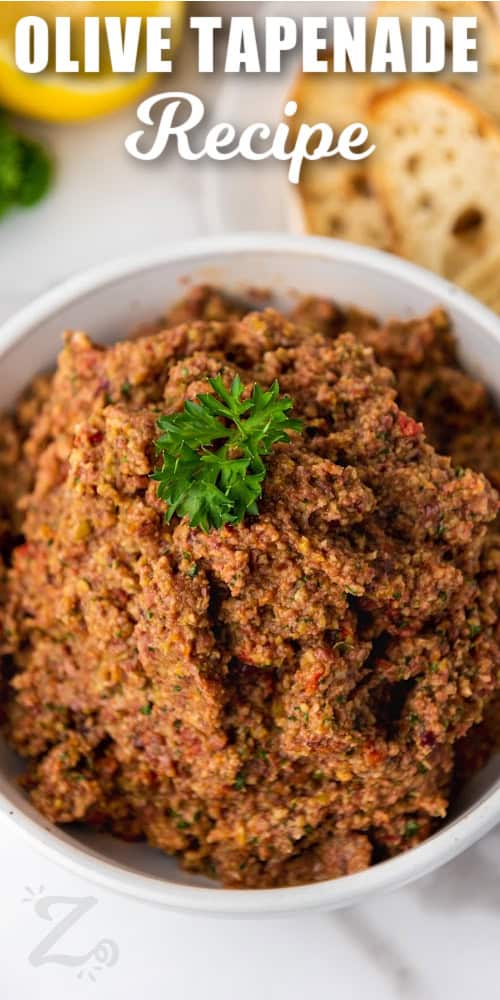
[0, 286, 498, 888]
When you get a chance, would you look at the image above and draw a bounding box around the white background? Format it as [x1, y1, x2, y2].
[1, 7, 500, 998]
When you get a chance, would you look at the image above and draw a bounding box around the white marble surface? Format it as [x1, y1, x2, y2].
[1, 15, 500, 1000]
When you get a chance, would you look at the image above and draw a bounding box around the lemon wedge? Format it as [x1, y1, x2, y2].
[0, 2, 186, 122]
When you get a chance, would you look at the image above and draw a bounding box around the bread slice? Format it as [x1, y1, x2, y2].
[293, 160, 394, 250]
[288, 70, 394, 250]
[456, 249, 500, 312]
[287, 69, 377, 136]
[372, 1, 500, 123]
[369, 81, 500, 278]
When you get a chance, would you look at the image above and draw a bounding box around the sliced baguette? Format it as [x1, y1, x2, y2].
[456, 249, 500, 312]
[369, 81, 500, 278]
[372, 1, 500, 123]
[288, 70, 393, 250]
[288, 69, 378, 136]
[296, 159, 393, 249]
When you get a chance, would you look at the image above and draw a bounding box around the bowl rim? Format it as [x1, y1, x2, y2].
[1, 231, 500, 917]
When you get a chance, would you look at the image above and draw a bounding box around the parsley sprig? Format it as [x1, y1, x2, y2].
[0, 113, 52, 218]
[153, 374, 302, 532]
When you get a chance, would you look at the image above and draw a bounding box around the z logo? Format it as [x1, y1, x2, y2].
[23, 886, 119, 983]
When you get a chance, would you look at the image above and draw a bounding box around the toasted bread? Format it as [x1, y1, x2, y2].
[288, 69, 393, 249]
[372, 1, 500, 123]
[293, 160, 393, 250]
[369, 81, 500, 278]
[456, 249, 500, 312]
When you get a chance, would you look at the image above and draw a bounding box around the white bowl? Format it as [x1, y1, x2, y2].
[1, 233, 499, 917]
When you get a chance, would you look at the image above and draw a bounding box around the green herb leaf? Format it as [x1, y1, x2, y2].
[0, 114, 52, 217]
[152, 375, 302, 532]
[404, 819, 419, 838]
[16, 136, 52, 206]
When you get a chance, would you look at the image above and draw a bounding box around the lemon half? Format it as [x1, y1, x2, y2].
[0, 2, 186, 122]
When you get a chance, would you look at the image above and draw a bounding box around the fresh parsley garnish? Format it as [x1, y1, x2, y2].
[0, 113, 52, 218]
[153, 374, 302, 532]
